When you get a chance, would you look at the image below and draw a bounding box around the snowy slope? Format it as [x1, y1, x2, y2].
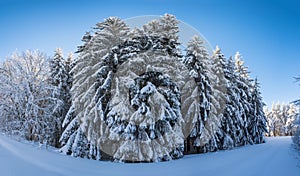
[0, 134, 299, 176]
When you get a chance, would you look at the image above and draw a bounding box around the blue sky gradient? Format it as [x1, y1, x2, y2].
[0, 0, 299, 106]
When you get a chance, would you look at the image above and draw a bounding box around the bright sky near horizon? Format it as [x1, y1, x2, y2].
[0, 0, 299, 107]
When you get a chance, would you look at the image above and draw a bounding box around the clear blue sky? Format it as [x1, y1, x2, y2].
[0, 0, 299, 106]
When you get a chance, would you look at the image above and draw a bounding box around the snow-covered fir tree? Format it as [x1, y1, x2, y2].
[49, 48, 72, 147]
[60, 16, 130, 159]
[249, 78, 267, 144]
[201, 45, 227, 152]
[292, 76, 300, 148]
[84, 14, 187, 162]
[234, 52, 254, 145]
[220, 56, 242, 149]
[292, 96, 300, 149]
[183, 36, 218, 153]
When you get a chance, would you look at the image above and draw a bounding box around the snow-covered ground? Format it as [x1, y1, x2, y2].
[0, 134, 299, 176]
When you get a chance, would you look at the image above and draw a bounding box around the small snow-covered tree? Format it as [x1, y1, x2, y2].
[264, 107, 272, 136]
[0, 51, 57, 145]
[267, 103, 282, 136]
[287, 104, 298, 135]
[280, 104, 292, 135]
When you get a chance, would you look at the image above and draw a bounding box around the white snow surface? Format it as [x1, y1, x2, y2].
[0, 134, 299, 176]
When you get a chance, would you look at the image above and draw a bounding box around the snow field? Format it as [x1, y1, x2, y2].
[0, 135, 299, 176]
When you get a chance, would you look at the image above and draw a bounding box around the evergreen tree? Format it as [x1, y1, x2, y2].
[249, 78, 267, 143]
[49, 48, 72, 147]
[281, 104, 290, 135]
[86, 14, 186, 162]
[287, 104, 298, 135]
[234, 52, 253, 145]
[221, 57, 242, 149]
[203, 46, 227, 152]
[60, 17, 130, 159]
[183, 36, 217, 153]
[264, 107, 272, 136]
[292, 98, 300, 148]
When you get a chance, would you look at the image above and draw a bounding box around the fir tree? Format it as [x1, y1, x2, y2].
[203, 46, 227, 152]
[292, 97, 300, 148]
[221, 57, 241, 149]
[86, 15, 187, 162]
[234, 52, 253, 145]
[49, 48, 72, 147]
[60, 17, 130, 159]
[249, 78, 267, 144]
[183, 36, 217, 153]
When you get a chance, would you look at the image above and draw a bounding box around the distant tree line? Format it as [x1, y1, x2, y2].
[264, 103, 298, 136]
